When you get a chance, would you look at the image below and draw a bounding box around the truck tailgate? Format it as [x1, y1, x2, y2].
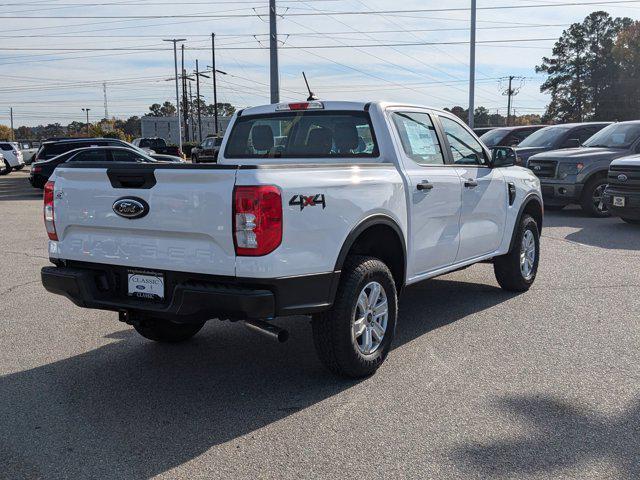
[50, 164, 237, 276]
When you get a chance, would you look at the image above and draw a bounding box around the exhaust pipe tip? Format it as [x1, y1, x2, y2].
[244, 319, 289, 343]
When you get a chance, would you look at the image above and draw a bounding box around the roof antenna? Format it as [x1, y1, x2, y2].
[302, 71, 318, 101]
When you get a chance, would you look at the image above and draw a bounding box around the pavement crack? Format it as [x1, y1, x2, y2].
[0, 279, 39, 296]
[6, 250, 48, 260]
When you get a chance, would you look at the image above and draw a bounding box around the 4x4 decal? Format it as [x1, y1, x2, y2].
[289, 194, 326, 210]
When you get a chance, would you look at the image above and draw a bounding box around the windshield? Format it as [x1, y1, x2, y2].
[480, 128, 508, 146]
[519, 126, 570, 148]
[584, 123, 640, 149]
[225, 111, 378, 159]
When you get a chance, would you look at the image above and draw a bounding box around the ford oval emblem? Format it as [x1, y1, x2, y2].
[618, 174, 628, 182]
[112, 197, 149, 219]
[534, 165, 541, 171]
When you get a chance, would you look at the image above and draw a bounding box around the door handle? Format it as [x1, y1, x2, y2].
[417, 181, 433, 191]
[464, 179, 478, 188]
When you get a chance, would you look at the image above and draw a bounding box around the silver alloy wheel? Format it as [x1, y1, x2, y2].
[352, 281, 388, 355]
[520, 229, 536, 280]
[592, 183, 608, 213]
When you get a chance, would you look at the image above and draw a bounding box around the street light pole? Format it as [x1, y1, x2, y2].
[163, 38, 186, 150]
[269, 0, 279, 103]
[211, 33, 219, 136]
[81, 108, 91, 136]
[468, 0, 476, 128]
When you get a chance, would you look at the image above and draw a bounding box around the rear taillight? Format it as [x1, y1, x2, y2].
[233, 186, 282, 256]
[32, 166, 42, 173]
[43, 181, 58, 241]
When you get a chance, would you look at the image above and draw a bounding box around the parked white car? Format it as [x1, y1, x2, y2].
[18, 141, 39, 165]
[41, 100, 543, 377]
[0, 141, 25, 174]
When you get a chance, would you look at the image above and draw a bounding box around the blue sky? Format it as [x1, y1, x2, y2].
[1, 0, 639, 127]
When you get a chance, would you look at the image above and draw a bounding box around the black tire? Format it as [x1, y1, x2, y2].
[622, 217, 640, 225]
[14, 165, 24, 171]
[312, 255, 398, 378]
[545, 205, 565, 211]
[134, 319, 205, 343]
[0, 159, 11, 175]
[191, 155, 198, 164]
[494, 214, 540, 292]
[580, 176, 610, 217]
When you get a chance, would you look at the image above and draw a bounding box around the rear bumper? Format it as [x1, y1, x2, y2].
[42, 261, 340, 321]
[603, 187, 640, 220]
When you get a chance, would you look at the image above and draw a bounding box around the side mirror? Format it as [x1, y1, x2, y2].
[563, 138, 581, 148]
[491, 146, 517, 168]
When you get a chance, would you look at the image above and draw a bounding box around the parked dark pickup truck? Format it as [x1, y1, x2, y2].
[526, 121, 640, 217]
[132, 137, 183, 158]
[603, 155, 640, 224]
[190, 136, 223, 163]
[514, 122, 610, 166]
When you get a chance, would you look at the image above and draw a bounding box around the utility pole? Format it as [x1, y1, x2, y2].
[9, 107, 15, 141]
[211, 33, 219, 136]
[195, 59, 203, 142]
[163, 38, 186, 150]
[269, 0, 280, 103]
[103, 82, 109, 119]
[188, 82, 194, 141]
[181, 44, 190, 143]
[468, 0, 476, 128]
[82, 108, 91, 135]
[501, 76, 523, 127]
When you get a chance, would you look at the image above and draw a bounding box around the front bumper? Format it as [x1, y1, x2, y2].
[41, 261, 339, 321]
[603, 187, 640, 220]
[539, 179, 583, 206]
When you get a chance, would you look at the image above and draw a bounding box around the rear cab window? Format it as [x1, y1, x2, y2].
[224, 110, 378, 160]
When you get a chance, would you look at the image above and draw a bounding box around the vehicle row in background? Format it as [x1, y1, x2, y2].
[480, 125, 545, 148]
[29, 137, 184, 188]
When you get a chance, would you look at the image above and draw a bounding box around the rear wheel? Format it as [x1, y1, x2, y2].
[622, 217, 640, 225]
[494, 214, 540, 292]
[581, 176, 610, 217]
[312, 255, 397, 378]
[134, 319, 205, 343]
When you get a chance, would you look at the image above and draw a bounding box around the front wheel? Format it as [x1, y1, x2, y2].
[134, 319, 205, 343]
[622, 217, 640, 225]
[581, 176, 610, 217]
[494, 214, 540, 292]
[0, 159, 10, 175]
[312, 255, 398, 378]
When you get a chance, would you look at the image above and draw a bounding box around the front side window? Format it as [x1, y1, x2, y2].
[391, 112, 444, 165]
[225, 111, 378, 159]
[439, 116, 487, 165]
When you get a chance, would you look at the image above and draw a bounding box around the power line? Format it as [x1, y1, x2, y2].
[3, 1, 640, 18]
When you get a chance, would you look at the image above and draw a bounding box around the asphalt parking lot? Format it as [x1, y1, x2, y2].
[1, 169, 639, 480]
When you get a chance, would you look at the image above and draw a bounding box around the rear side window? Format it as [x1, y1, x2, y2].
[225, 111, 378, 159]
[69, 150, 109, 162]
[391, 112, 445, 165]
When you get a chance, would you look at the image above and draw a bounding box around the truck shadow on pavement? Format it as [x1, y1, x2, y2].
[0, 172, 42, 201]
[0, 278, 516, 479]
[544, 210, 640, 251]
[452, 394, 640, 478]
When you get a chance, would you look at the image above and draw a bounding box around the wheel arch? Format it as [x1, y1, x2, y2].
[508, 194, 543, 253]
[334, 215, 407, 291]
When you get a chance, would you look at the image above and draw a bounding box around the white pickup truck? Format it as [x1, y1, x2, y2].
[41, 101, 543, 377]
